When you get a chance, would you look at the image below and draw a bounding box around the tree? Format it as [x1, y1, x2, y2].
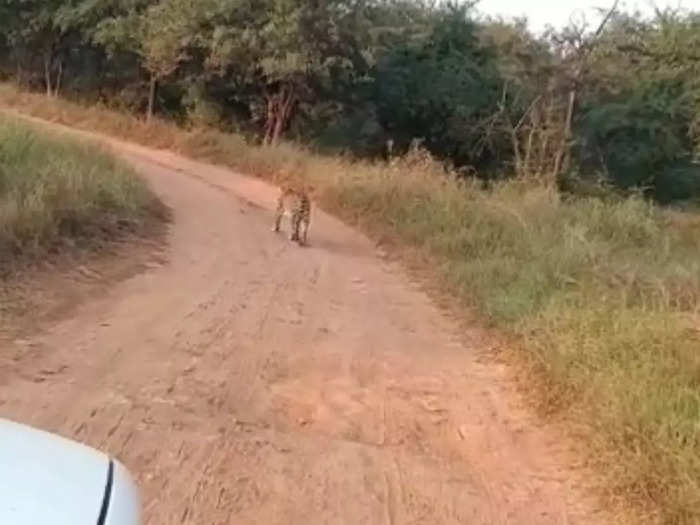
[373, 4, 502, 166]
[547, 0, 620, 178]
[94, 0, 196, 121]
[204, 0, 367, 144]
[479, 18, 558, 179]
[574, 8, 700, 200]
[1, 0, 77, 96]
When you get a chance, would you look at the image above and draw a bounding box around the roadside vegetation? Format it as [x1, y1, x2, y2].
[1, 0, 700, 522]
[0, 114, 162, 273]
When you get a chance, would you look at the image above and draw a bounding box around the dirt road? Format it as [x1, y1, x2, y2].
[0, 118, 604, 524]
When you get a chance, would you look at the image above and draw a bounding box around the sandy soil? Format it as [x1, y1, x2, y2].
[0, 116, 607, 524]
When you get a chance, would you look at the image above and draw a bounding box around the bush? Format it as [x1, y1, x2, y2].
[577, 80, 700, 202]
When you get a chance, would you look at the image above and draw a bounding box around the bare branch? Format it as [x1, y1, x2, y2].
[514, 95, 542, 131]
[593, 0, 620, 38]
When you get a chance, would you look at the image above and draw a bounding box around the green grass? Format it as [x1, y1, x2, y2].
[0, 114, 162, 271]
[1, 83, 700, 523]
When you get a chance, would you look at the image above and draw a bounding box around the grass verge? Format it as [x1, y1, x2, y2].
[0, 112, 164, 273]
[1, 83, 699, 524]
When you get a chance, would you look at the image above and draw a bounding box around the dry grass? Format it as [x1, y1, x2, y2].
[0, 111, 164, 273]
[2, 83, 700, 524]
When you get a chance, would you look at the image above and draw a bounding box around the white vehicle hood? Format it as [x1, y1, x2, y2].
[0, 418, 111, 525]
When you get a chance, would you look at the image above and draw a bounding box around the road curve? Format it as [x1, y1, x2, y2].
[0, 116, 604, 524]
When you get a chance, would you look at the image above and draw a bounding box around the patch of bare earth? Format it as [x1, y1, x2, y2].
[0, 117, 611, 524]
[1, 229, 168, 373]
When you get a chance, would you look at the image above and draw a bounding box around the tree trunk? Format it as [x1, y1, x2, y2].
[551, 1, 619, 180]
[15, 59, 23, 88]
[552, 88, 576, 180]
[561, 89, 576, 173]
[271, 111, 285, 145]
[540, 93, 557, 179]
[263, 95, 276, 145]
[510, 128, 522, 177]
[274, 87, 295, 144]
[44, 53, 53, 97]
[524, 116, 536, 177]
[147, 74, 157, 123]
[54, 59, 64, 98]
[263, 85, 297, 146]
[510, 95, 543, 178]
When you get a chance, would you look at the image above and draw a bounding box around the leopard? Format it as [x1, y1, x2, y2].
[271, 179, 312, 246]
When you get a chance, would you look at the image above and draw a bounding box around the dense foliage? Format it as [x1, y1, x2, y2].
[1, 0, 700, 201]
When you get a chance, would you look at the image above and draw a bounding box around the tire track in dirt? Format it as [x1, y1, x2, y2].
[0, 114, 607, 524]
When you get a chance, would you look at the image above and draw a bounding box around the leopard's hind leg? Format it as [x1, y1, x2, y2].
[299, 212, 310, 245]
[298, 196, 311, 245]
[290, 208, 301, 242]
[272, 195, 284, 233]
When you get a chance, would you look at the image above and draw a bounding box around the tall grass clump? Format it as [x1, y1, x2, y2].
[0, 115, 161, 269]
[2, 84, 700, 523]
